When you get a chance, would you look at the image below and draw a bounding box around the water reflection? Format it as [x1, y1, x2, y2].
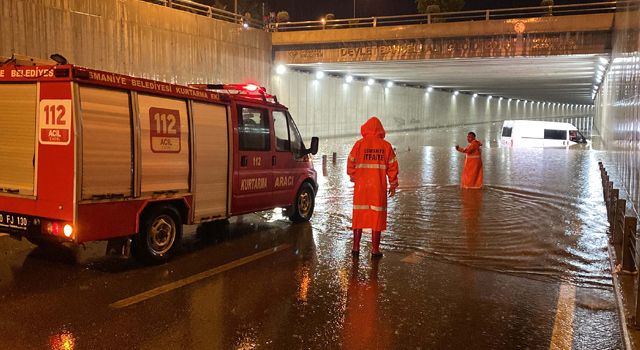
[49, 330, 75, 350]
[461, 189, 483, 252]
[342, 259, 389, 350]
[313, 121, 610, 289]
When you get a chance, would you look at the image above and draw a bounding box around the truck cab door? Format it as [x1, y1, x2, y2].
[231, 104, 274, 214]
[271, 110, 303, 207]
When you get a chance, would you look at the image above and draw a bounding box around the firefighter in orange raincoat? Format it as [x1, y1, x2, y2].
[347, 117, 399, 258]
[455, 131, 483, 189]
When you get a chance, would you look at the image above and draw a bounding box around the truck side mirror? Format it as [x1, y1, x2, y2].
[306, 137, 319, 155]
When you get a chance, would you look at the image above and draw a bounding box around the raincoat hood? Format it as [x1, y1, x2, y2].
[360, 117, 386, 139]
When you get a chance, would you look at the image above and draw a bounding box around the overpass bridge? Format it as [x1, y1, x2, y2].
[272, 2, 616, 104]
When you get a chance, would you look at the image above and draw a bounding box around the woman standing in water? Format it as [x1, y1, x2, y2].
[455, 131, 483, 189]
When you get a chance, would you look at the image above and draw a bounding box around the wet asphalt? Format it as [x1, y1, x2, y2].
[0, 121, 622, 349]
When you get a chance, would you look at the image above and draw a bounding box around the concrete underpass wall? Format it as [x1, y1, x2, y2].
[594, 0, 640, 209]
[0, 0, 271, 85]
[273, 70, 593, 139]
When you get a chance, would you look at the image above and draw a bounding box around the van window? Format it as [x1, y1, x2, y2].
[238, 107, 270, 151]
[273, 110, 290, 152]
[502, 127, 512, 137]
[543, 129, 566, 140]
[569, 130, 586, 143]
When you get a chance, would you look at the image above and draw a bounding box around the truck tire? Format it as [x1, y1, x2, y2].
[288, 183, 315, 223]
[133, 205, 182, 263]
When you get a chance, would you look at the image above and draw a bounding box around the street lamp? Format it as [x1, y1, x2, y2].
[354, 0, 356, 18]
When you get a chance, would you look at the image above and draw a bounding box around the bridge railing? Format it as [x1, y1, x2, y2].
[142, 0, 264, 28]
[270, 2, 617, 32]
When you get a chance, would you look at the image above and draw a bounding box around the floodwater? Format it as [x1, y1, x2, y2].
[0, 119, 622, 349]
[311, 121, 611, 289]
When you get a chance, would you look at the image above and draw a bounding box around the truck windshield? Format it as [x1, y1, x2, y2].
[502, 127, 512, 137]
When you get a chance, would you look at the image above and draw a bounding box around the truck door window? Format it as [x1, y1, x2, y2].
[238, 107, 270, 151]
[273, 110, 290, 152]
[286, 113, 304, 157]
[501, 127, 512, 137]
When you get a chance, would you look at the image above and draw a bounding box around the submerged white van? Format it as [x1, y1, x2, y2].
[500, 120, 587, 147]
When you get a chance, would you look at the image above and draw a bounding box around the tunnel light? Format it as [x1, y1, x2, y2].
[367, 78, 375, 86]
[275, 64, 287, 75]
[508, 98, 512, 102]
[386, 81, 394, 88]
[243, 22, 249, 29]
[472, 93, 478, 98]
[321, 18, 326, 24]
[453, 90, 459, 96]
[499, 97, 503, 101]
[315, 71, 325, 80]
[345, 75, 353, 83]
[427, 86, 434, 93]
[487, 96, 492, 100]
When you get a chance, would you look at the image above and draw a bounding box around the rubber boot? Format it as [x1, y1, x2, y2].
[352, 229, 362, 257]
[371, 230, 383, 258]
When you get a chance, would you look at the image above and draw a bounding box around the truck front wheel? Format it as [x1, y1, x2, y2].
[133, 205, 182, 263]
[288, 183, 315, 223]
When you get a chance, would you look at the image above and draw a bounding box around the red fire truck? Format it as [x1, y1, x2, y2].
[0, 59, 318, 262]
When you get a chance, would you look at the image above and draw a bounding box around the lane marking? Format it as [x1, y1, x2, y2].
[549, 283, 577, 350]
[401, 252, 424, 264]
[110, 244, 291, 309]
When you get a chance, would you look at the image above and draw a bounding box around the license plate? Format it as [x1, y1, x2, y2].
[0, 212, 29, 231]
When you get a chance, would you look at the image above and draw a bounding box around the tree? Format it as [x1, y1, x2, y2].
[276, 11, 290, 23]
[416, 0, 464, 13]
[196, 0, 267, 21]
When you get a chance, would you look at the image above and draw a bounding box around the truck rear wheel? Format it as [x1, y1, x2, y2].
[133, 205, 182, 263]
[288, 183, 315, 223]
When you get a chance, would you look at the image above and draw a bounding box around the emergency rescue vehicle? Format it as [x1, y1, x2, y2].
[0, 57, 319, 263]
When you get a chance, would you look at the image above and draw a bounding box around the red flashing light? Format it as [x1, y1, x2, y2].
[188, 83, 278, 103]
[244, 84, 259, 92]
[51, 222, 60, 235]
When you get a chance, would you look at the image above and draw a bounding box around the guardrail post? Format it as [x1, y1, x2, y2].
[373, 17, 377, 28]
[485, 10, 490, 20]
[332, 152, 337, 164]
[427, 14, 431, 24]
[613, 198, 626, 250]
[167, 0, 172, 7]
[621, 216, 637, 272]
[608, 188, 619, 227]
[636, 272, 640, 328]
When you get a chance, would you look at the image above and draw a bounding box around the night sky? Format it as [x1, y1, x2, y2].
[267, 0, 603, 21]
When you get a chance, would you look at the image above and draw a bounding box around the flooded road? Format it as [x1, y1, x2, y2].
[315, 122, 611, 289]
[0, 121, 622, 349]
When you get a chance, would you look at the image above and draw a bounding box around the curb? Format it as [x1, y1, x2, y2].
[608, 244, 634, 350]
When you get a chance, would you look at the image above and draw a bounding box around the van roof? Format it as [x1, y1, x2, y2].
[502, 120, 578, 130]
